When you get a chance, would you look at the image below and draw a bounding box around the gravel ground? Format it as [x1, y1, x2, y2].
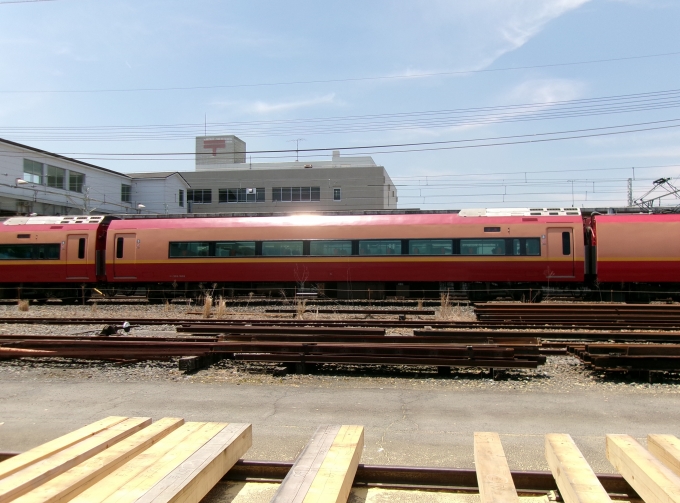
[1, 302, 679, 394]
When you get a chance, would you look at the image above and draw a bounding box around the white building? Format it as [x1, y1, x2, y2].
[0, 138, 189, 216]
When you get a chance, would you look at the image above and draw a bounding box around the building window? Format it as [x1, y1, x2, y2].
[178, 190, 184, 207]
[187, 189, 212, 204]
[218, 188, 265, 203]
[46, 165, 65, 189]
[272, 186, 321, 202]
[333, 188, 341, 201]
[69, 172, 84, 193]
[23, 159, 43, 184]
[121, 184, 132, 203]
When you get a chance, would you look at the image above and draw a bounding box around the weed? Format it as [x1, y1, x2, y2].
[17, 300, 29, 312]
[216, 296, 228, 318]
[296, 299, 307, 319]
[202, 295, 213, 318]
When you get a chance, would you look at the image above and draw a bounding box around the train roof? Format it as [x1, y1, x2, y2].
[107, 210, 584, 230]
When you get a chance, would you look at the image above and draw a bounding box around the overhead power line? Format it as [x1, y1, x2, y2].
[3, 88, 680, 142]
[0, 0, 55, 3]
[1, 117, 678, 160]
[1, 51, 680, 94]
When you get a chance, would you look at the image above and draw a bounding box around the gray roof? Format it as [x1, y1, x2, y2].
[127, 171, 191, 186]
[0, 137, 131, 178]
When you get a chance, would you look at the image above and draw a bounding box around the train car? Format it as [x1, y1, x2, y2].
[591, 213, 680, 301]
[105, 209, 585, 300]
[0, 215, 109, 302]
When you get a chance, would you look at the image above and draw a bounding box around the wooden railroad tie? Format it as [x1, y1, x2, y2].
[270, 425, 364, 503]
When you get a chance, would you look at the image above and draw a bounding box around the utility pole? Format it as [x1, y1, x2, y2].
[288, 138, 305, 162]
[627, 178, 633, 207]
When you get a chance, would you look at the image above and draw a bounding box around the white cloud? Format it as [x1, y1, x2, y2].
[496, 0, 592, 55]
[213, 94, 338, 115]
[506, 78, 586, 104]
[384, 0, 593, 74]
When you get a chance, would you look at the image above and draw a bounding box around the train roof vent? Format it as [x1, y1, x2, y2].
[458, 207, 581, 217]
[3, 215, 105, 226]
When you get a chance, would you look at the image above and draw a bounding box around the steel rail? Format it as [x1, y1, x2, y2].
[4, 317, 680, 331]
[0, 454, 637, 498]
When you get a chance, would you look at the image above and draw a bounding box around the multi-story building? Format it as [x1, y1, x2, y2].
[0, 138, 189, 216]
[130, 135, 398, 213]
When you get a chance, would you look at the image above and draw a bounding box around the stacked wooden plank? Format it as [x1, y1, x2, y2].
[0, 416, 251, 503]
[569, 343, 680, 371]
[6, 421, 680, 503]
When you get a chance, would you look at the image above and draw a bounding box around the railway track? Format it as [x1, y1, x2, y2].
[5, 316, 680, 331]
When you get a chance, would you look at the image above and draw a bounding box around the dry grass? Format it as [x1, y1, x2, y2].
[91, 302, 98, 313]
[438, 293, 453, 320]
[416, 299, 424, 310]
[17, 300, 29, 312]
[295, 299, 307, 319]
[163, 300, 172, 313]
[202, 295, 213, 318]
[216, 296, 228, 319]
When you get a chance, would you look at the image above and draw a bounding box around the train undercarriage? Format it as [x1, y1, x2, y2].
[2, 281, 680, 304]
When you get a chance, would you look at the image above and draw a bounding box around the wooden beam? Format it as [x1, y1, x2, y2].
[270, 425, 364, 503]
[13, 417, 184, 503]
[0, 416, 127, 481]
[649, 435, 680, 478]
[134, 423, 251, 503]
[69, 422, 228, 503]
[0, 417, 150, 503]
[545, 433, 612, 503]
[474, 432, 519, 503]
[606, 434, 680, 503]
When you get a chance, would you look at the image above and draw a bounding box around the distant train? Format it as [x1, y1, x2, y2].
[0, 208, 678, 303]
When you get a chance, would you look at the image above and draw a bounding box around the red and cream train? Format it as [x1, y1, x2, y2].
[0, 209, 677, 302]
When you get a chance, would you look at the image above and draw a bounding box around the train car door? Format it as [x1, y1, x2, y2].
[112, 233, 137, 279]
[546, 228, 575, 278]
[66, 235, 90, 279]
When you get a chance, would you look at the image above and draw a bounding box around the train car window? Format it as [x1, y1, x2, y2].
[168, 242, 211, 258]
[116, 237, 124, 259]
[262, 241, 303, 256]
[526, 238, 541, 256]
[460, 239, 506, 256]
[310, 240, 352, 256]
[512, 238, 541, 256]
[562, 232, 571, 255]
[215, 241, 256, 257]
[484, 227, 501, 232]
[358, 240, 402, 256]
[0, 244, 60, 260]
[409, 239, 453, 255]
[78, 238, 86, 259]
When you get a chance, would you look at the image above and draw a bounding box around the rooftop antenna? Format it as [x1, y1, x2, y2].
[288, 138, 305, 162]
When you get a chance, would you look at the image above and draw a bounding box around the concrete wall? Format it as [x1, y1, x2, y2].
[182, 165, 398, 213]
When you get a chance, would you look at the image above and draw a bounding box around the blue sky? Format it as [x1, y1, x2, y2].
[1, 0, 679, 209]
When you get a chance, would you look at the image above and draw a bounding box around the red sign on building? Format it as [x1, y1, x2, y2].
[203, 139, 226, 157]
